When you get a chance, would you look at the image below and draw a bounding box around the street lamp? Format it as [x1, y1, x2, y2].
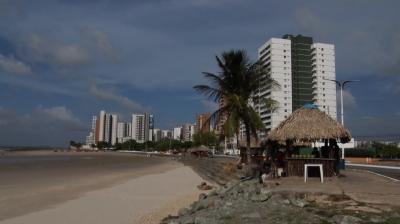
[324, 79, 359, 160]
[323, 79, 359, 126]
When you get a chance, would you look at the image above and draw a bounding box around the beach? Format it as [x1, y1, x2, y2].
[0, 151, 205, 224]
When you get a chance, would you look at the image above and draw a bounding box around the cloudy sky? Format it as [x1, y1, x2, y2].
[0, 0, 399, 147]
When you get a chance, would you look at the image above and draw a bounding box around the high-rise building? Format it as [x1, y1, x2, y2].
[311, 43, 337, 117]
[94, 110, 119, 145]
[153, 129, 162, 142]
[116, 122, 132, 143]
[196, 113, 211, 133]
[98, 110, 106, 142]
[182, 123, 196, 142]
[86, 116, 97, 146]
[161, 130, 173, 139]
[256, 34, 337, 137]
[173, 127, 182, 140]
[131, 113, 152, 143]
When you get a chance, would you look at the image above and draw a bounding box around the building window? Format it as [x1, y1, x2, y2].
[284, 109, 287, 112]
[322, 71, 325, 73]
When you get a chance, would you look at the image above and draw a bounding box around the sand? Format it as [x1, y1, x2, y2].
[0, 151, 206, 224]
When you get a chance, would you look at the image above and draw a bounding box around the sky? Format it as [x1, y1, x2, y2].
[0, 0, 400, 147]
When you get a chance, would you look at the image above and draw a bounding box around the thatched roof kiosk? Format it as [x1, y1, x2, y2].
[188, 145, 210, 157]
[267, 105, 351, 144]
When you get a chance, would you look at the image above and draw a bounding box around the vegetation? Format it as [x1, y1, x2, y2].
[194, 49, 277, 164]
[192, 132, 219, 148]
[346, 142, 400, 159]
[69, 140, 83, 149]
[114, 139, 193, 152]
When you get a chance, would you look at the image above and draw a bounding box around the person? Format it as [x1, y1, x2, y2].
[275, 149, 285, 177]
[258, 155, 272, 183]
[311, 147, 320, 158]
[331, 140, 341, 175]
[321, 139, 330, 158]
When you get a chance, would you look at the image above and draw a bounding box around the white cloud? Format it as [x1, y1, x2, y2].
[35, 106, 81, 124]
[0, 54, 31, 75]
[89, 83, 149, 112]
[23, 34, 90, 67]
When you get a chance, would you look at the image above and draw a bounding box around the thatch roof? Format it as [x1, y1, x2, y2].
[188, 145, 210, 153]
[267, 107, 351, 143]
[238, 137, 262, 148]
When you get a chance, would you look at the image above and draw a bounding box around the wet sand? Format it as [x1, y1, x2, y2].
[0, 151, 204, 223]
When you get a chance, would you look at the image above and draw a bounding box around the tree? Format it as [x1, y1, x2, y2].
[194, 50, 277, 167]
[193, 132, 218, 148]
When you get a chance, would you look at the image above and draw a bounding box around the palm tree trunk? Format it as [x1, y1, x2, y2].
[245, 123, 251, 165]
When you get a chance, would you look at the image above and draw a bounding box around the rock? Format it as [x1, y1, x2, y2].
[289, 198, 309, 208]
[283, 199, 290, 205]
[178, 208, 190, 216]
[198, 193, 207, 200]
[344, 206, 382, 214]
[250, 188, 272, 202]
[332, 215, 362, 224]
[225, 202, 233, 206]
[194, 216, 217, 224]
[369, 216, 386, 223]
[241, 211, 262, 219]
[192, 198, 214, 211]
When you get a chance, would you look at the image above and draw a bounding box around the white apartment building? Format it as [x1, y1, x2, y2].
[153, 129, 162, 142]
[256, 35, 337, 136]
[173, 127, 182, 140]
[311, 43, 337, 119]
[182, 123, 196, 142]
[161, 130, 172, 139]
[131, 114, 151, 143]
[117, 122, 132, 143]
[98, 110, 106, 142]
[257, 38, 293, 137]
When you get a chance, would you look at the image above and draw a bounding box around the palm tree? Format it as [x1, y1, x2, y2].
[194, 49, 277, 168]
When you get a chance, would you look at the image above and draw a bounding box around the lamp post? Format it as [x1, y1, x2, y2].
[324, 79, 359, 159]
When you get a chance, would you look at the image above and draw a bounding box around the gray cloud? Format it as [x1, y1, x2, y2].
[89, 83, 149, 113]
[0, 54, 31, 75]
[0, 105, 86, 146]
[201, 100, 218, 112]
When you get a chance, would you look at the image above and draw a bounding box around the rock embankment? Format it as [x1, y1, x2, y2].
[162, 179, 400, 224]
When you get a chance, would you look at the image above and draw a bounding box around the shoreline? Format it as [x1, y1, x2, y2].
[1, 164, 205, 224]
[0, 152, 184, 221]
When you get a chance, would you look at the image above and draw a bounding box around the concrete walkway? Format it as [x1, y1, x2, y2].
[271, 169, 400, 206]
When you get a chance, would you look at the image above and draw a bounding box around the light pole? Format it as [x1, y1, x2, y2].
[324, 79, 359, 159]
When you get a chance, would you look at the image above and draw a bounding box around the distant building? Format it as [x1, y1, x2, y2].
[173, 127, 182, 140]
[182, 123, 196, 142]
[117, 122, 131, 143]
[131, 113, 152, 143]
[153, 129, 162, 142]
[196, 113, 211, 133]
[94, 111, 119, 145]
[85, 116, 97, 146]
[161, 130, 173, 139]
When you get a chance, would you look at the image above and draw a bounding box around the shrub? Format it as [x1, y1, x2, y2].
[345, 148, 376, 158]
